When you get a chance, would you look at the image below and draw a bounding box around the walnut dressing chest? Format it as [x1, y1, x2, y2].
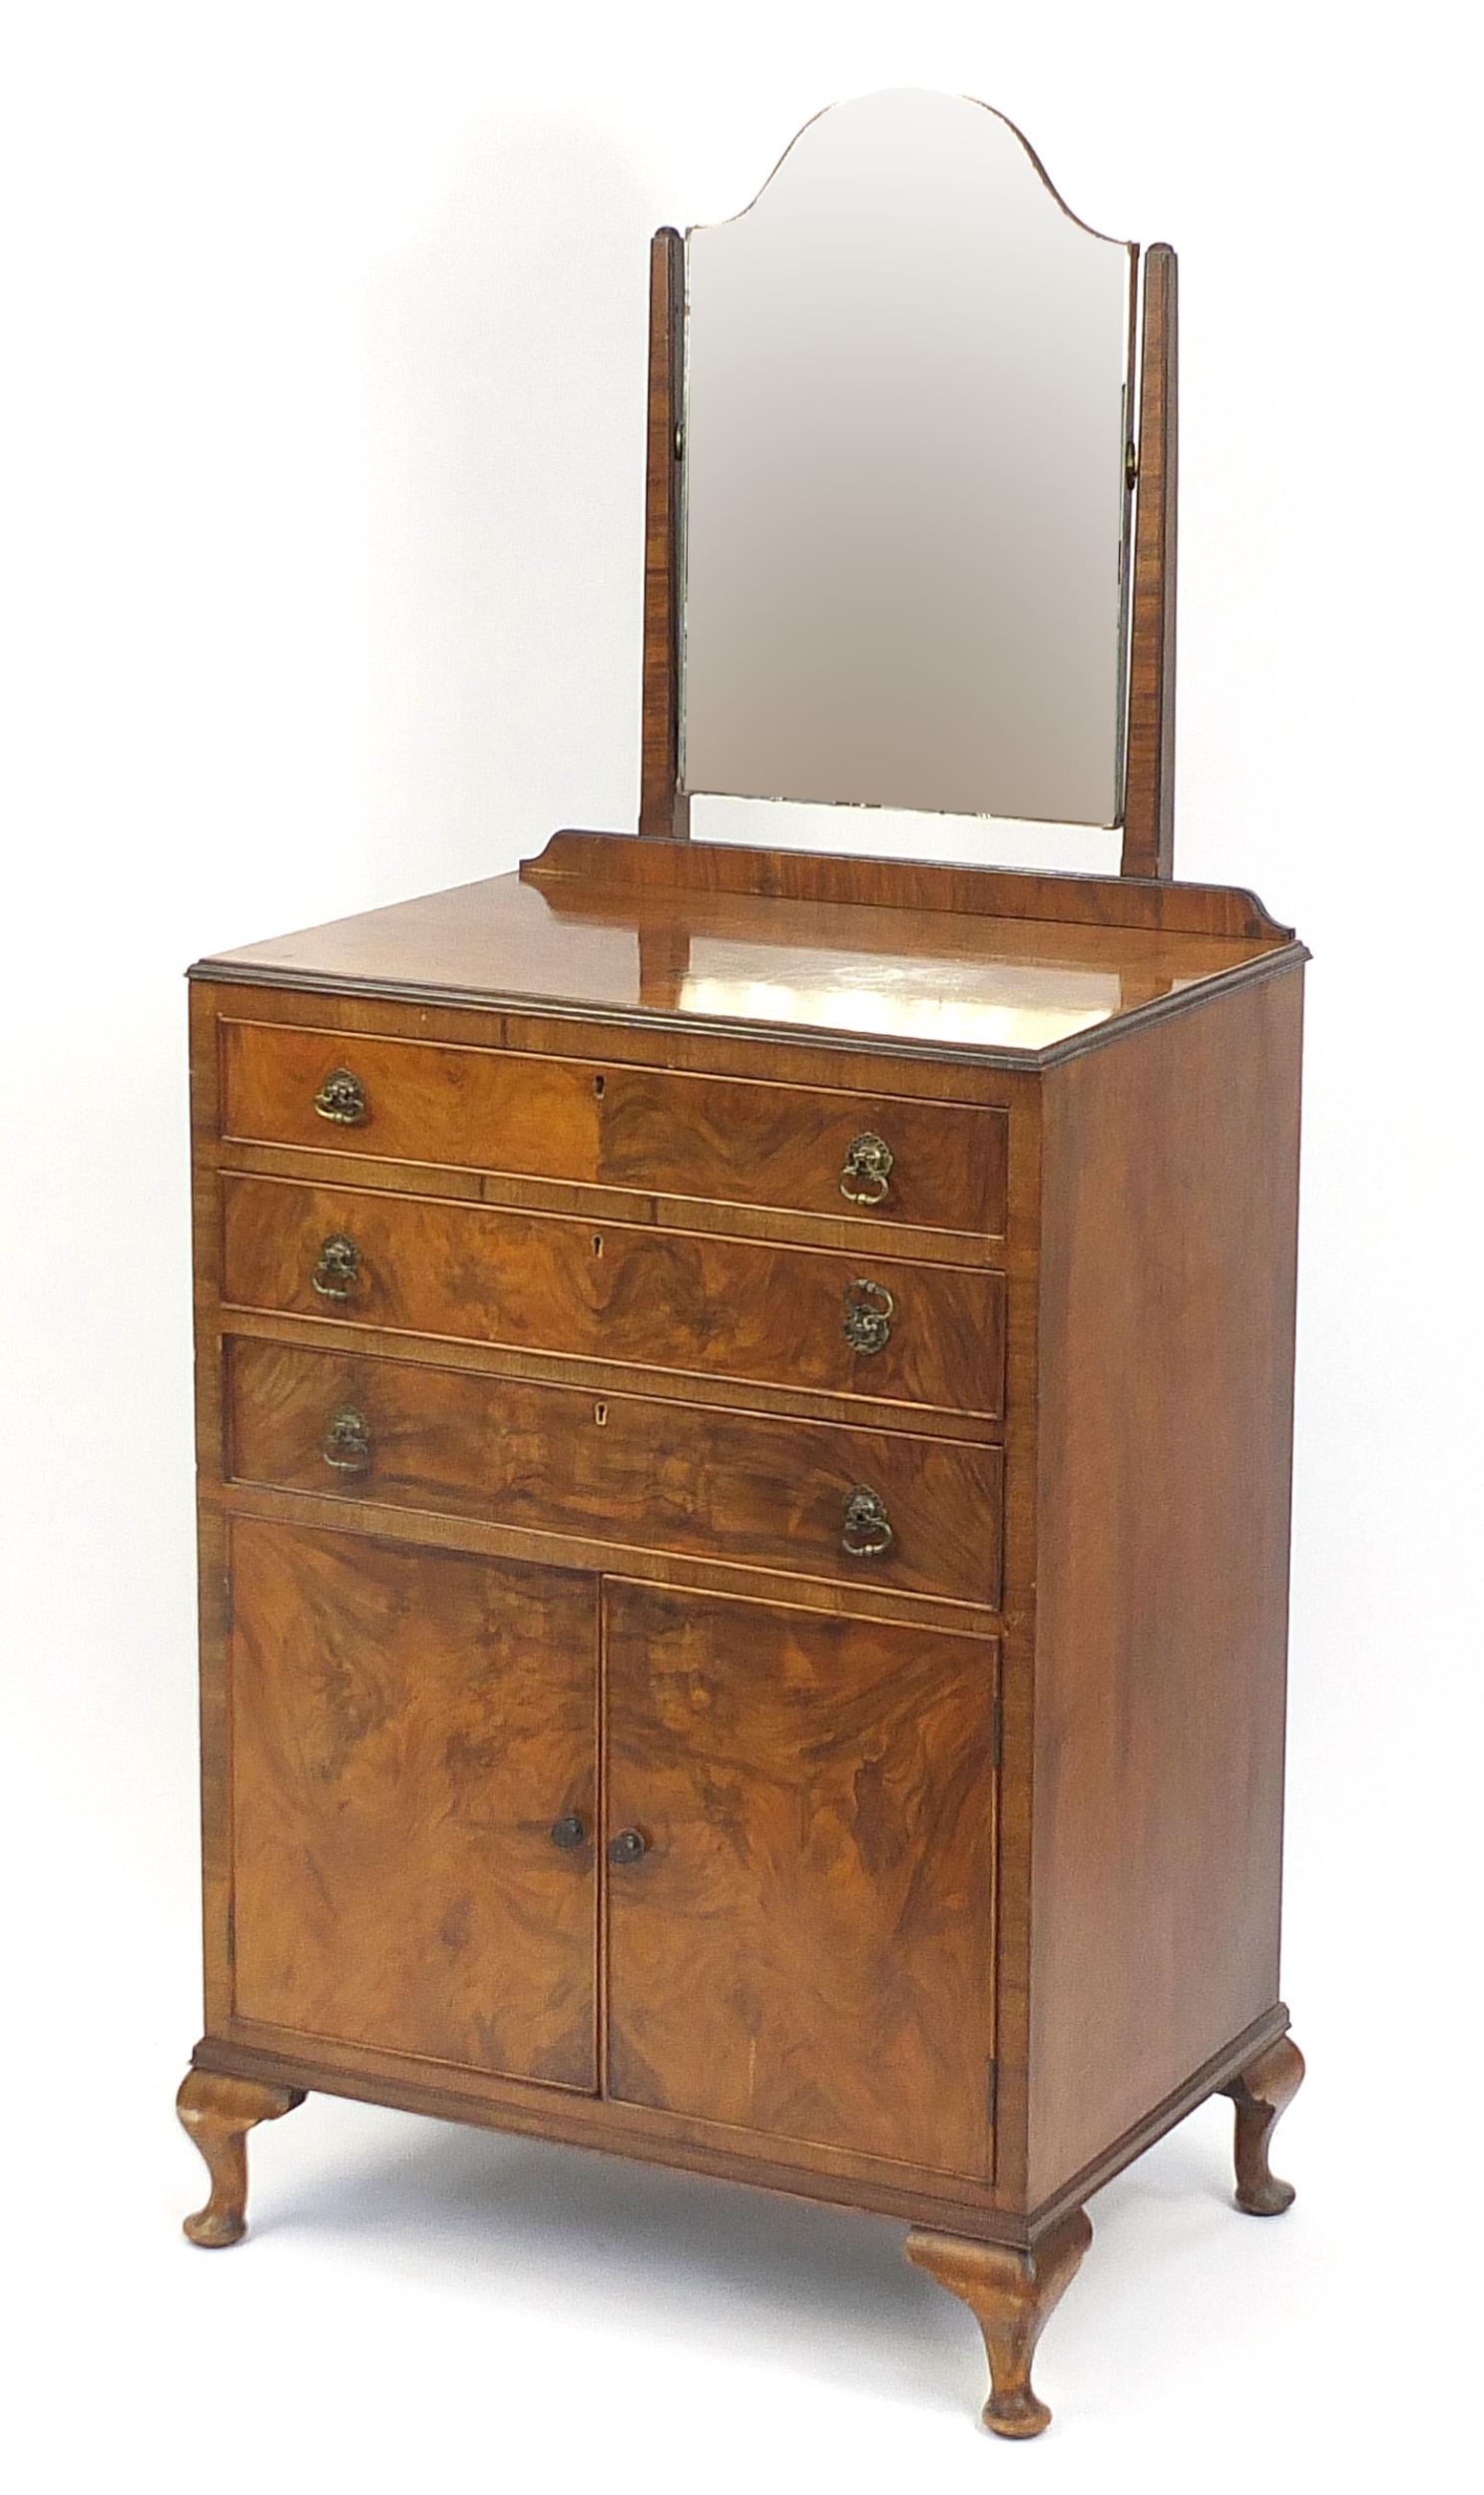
[178, 93, 1307, 2440]
[180, 833, 1305, 2435]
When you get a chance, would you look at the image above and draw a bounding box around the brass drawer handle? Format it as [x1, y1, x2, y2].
[839, 1132, 893, 1206]
[842, 1277, 894, 1354]
[311, 1234, 361, 1301]
[313, 1068, 367, 1127]
[321, 1407, 372, 1474]
[841, 1486, 893, 1559]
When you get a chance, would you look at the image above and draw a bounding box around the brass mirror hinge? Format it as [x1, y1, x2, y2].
[674, 423, 684, 459]
[1125, 438, 1139, 491]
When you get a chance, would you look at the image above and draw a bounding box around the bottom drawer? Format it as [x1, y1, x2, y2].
[226, 1337, 1003, 1607]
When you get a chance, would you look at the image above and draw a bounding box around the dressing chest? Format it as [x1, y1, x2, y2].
[179, 93, 1306, 2440]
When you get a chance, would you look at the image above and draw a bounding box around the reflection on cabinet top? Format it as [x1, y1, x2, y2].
[194, 831, 1303, 1069]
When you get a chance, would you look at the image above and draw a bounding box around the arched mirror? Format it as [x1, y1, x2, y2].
[638, 90, 1177, 876]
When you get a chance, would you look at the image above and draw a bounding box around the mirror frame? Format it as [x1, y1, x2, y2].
[637, 104, 1177, 881]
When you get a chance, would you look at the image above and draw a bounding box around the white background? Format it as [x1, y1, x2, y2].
[2, 4, 1478, 2487]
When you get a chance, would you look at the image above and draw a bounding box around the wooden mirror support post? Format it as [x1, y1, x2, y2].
[1121, 241, 1178, 878]
[638, 228, 690, 840]
[178, 100, 1303, 2445]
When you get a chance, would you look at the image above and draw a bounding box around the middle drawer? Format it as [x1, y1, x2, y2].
[221, 1175, 1005, 1419]
[226, 1337, 1004, 1608]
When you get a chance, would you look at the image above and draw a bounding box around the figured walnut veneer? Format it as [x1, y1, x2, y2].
[225, 1335, 1004, 1606]
[227, 1522, 599, 2085]
[221, 1172, 1005, 1417]
[220, 1014, 1008, 1234]
[604, 1586, 1001, 2174]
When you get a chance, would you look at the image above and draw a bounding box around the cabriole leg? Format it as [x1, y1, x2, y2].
[1222, 2032, 1304, 2216]
[176, 2069, 303, 2246]
[905, 2207, 1093, 2439]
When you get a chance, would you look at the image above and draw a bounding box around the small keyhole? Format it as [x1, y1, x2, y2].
[593, 1074, 606, 1098]
[594, 1402, 608, 1426]
[593, 1234, 604, 1257]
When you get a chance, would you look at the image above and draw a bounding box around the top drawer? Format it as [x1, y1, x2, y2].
[218, 1021, 1008, 1237]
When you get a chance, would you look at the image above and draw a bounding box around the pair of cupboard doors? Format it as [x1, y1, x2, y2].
[228, 1514, 1002, 2185]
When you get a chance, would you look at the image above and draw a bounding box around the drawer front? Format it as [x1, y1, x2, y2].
[220, 1020, 1007, 1235]
[222, 1176, 1006, 1418]
[227, 1338, 1003, 1607]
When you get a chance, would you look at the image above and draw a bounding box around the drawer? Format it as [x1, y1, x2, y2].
[219, 1019, 1007, 1236]
[227, 1338, 1003, 1608]
[222, 1176, 1005, 1419]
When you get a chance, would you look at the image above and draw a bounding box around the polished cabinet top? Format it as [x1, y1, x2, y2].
[196, 831, 1298, 1065]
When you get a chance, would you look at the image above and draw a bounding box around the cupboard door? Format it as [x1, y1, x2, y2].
[228, 1518, 598, 2089]
[604, 1585, 999, 2178]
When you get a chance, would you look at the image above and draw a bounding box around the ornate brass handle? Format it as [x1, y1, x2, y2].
[321, 1407, 372, 1474]
[313, 1068, 367, 1127]
[842, 1277, 894, 1355]
[841, 1486, 894, 1559]
[839, 1132, 893, 1206]
[311, 1234, 361, 1301]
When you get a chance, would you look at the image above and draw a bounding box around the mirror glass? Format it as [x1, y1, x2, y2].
[680, 90, 1136, 827]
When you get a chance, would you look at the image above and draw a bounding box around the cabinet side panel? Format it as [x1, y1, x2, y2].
[1028, 968, 1302, 2206]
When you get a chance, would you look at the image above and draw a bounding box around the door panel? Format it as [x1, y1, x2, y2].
[229, 1517, 598, 2088]
[604, 1584, 999, 2177]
